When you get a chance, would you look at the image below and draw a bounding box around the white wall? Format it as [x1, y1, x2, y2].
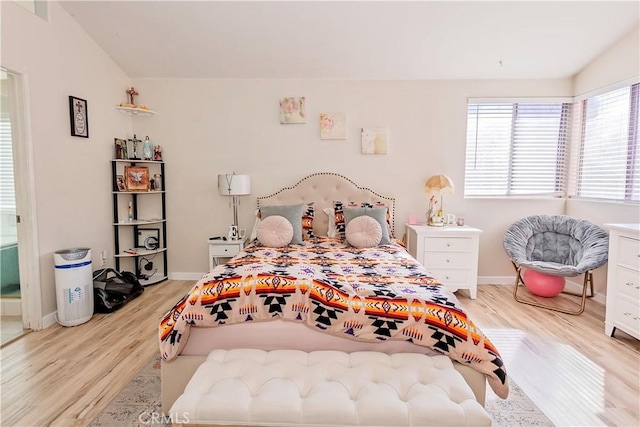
[131, 78, 570, 277]
[1, 2, 132, 317]
[573, 26, 640, 97]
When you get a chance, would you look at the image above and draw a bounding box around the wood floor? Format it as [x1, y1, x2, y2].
[0, 281, 638, 426]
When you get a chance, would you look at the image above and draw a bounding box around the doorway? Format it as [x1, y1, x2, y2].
[1, 69, 25, 345]
[1, 68, 42, 345]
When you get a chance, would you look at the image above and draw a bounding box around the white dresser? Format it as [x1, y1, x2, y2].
[405, 224, 483, 299]
[604, 223, 640, 340]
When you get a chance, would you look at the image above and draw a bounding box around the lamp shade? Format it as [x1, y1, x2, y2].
[218, 174, 251, 196]
[425, 174, 454, 195]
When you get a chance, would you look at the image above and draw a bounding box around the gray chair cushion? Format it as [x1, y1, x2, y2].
[503, 215, 609, 277]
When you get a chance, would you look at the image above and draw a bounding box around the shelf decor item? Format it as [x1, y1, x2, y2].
[117, 87, 155, 116]
[115, 175, 126, 192]
[124, 166, 149, 191]
[153, 145, 162, 161]
[424, 174, 454, 227]
[114, 138, 127, 159]
[69, 96, 89, 138]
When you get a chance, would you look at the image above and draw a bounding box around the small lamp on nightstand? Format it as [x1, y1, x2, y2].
[218, 173, 251, 234]
[425, 174, 454, 226]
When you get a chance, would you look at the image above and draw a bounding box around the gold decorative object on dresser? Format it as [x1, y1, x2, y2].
[604, 223, 640, 340]
[405, 224, 483, 299]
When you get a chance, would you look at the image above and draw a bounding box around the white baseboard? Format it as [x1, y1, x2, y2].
[0, 298, 22, 316]
[169, 272, 204, 281]
[478, 276, 605, 305]
[478, 276, 513, 285]
[43, 311, 57, 329]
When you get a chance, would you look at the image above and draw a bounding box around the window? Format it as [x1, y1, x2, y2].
[571, 83, 639, 202]
[464, 100, 572, 197]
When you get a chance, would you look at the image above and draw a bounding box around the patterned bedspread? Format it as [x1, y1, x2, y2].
[159, 238, 509, 398]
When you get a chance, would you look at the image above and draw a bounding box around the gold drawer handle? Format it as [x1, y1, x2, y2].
[446, 243, 451, 247]
[625, 282, 634, 286]
[624, 312, 632, 316]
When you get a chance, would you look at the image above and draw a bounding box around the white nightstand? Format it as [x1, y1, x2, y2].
[208, 237, 248, 270]
[405, 224, 483, 299]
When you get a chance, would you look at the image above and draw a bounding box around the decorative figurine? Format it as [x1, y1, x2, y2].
[129, 134, 142, 160]
[153, 145, 163, 161]
[143, 136, 153, 160]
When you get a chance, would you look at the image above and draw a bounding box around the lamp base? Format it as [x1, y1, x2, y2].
[427, 220, 445, 227]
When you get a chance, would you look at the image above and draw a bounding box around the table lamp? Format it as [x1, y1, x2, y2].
[424, 174, 454, 226]
[218, 173, 251, 230]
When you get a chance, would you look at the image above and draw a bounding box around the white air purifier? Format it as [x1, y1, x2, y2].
[54, 248, 93, 327]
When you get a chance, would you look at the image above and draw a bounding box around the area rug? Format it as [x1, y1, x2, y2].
[91, 353, 554, 426]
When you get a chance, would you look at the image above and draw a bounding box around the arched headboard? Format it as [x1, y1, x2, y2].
[257, 172, 395, 237]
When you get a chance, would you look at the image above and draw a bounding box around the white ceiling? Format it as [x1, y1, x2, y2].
[59, 1, 639, 80]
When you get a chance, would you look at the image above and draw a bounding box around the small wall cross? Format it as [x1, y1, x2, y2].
[126, 87, 139, 105]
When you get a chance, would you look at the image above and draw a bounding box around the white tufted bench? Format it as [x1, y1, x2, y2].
[170, 349, 491, 426]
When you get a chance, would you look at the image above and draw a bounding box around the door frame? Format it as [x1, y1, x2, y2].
[5, 68, 43, 330]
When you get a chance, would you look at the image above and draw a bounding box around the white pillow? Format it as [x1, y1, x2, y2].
[256, 215, 294, 247]
[323, 208, 337, 238]
[345, 215, 382, 248]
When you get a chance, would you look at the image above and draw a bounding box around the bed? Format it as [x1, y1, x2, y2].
[160, 172, 509, 413]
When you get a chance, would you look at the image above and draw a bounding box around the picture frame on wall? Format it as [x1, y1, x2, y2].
[69, 96, 89, 138]
[320, 112, 347, 140]
[279, 96, 306, 124]
[124, 166, 149, 191]
[361, 127, 389, 154]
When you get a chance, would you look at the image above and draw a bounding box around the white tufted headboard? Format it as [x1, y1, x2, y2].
[257, 172, 395, 237]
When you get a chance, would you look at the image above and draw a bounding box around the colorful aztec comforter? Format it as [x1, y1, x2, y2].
[160, 238, 509, 398]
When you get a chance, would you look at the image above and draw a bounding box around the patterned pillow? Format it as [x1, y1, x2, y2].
[334, 201, 392, 241]
[302, 202, 315, 240]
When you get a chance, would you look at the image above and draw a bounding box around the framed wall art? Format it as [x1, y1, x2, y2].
[320, 112, 347, 140]
[279, 96, 306, 124]
[69, 96, 89, 138]
[361, 127, 389, 154]
[124, 166, 149, 191]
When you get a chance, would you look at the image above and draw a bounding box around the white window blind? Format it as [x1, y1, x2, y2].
[573, 83, 639, 202]
[464, 101, 571, 197]
[0, 115, 16, 214]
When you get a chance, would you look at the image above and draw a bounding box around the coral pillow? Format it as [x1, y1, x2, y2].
[256, 215, 294, 247]
[345, 216, 382, 248]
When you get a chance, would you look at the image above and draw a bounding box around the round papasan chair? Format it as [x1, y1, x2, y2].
[503, 215, 609, 315]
